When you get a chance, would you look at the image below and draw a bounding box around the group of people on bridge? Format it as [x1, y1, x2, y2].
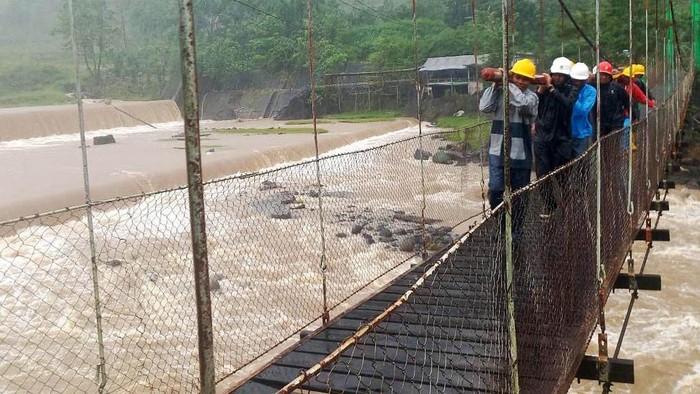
[479, 57, 655, 217]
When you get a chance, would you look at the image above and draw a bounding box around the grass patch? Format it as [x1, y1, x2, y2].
[211, 127, 328, 134]
[436, 115, 491, 149]
[283, 119, 332, 125]
[0, 88, 73, 107]
[0, 53, 75, 107]
[173, 144, 226, 150]
[323, 110, 402, 123]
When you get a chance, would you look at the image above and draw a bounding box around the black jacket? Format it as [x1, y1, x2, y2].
[593, 81, 629, 136]
[535, 82, 579, 143]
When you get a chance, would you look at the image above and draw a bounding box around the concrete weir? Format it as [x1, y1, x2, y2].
[0, 100, 182, 141]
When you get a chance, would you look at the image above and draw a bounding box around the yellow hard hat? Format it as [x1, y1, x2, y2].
[622, 66, 632, 77]
[510, 58, 536, 79]
[632, 64, 646, 76]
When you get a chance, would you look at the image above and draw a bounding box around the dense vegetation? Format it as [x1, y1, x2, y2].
[0, 0, 693, 107]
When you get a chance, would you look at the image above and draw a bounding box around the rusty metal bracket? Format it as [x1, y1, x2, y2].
[627, 257, 638, 293]
[598, 332, 610, 383]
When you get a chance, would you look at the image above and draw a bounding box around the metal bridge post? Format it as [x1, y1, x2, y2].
[500, 1, 520, 392]
[177, 0, 216, 392]
[67, 0, 108, 391]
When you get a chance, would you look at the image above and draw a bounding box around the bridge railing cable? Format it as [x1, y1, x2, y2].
[0, 0, 695, 393]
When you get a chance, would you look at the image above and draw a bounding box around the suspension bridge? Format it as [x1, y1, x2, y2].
[0, 0, 698, 394]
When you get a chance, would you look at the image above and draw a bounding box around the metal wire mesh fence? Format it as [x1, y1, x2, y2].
[0, 0, 695, 392]
[262, 69, 694, 394]
[1, 74, 691, 393]
[0, 122, 492, 392]
[287, 214, 512, 393]
[0, 88, 691, 393]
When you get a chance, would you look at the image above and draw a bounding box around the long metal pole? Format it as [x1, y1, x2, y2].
[67, 1, 107, 391]
[472, 0, 487, 217]
[594, 0, 611, 388]
[594, 0, 604, 297]
[306, 0, 330, 324]
[627, 0, 635, 217]
[177, 1, 215, 392]
[501, 0, 519, 392]
[411, 0, 428, 260]
[645, 0, 650, 191]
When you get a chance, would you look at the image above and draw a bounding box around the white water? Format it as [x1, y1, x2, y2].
[3, 120, 696, 393]
[0, 122, 486, 393]
[0, 120, 196, 150]
[570, 187, 700, 393]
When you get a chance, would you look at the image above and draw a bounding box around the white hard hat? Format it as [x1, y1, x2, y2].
[570, 62, 590, 80]
[550, 56, 572, 75]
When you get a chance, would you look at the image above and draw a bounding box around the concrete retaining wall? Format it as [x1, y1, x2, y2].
[0, 100, 182, 141]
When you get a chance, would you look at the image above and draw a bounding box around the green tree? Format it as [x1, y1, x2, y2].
[56, 0, 119, 94]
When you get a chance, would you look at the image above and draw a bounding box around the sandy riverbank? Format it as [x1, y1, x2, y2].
[0, 118, 417, 221]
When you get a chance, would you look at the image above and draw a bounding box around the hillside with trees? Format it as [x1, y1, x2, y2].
[0, 0, 693, 107]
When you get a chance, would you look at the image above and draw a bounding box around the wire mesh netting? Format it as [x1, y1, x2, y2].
[0, 123, 494, 392]
[241, 70, 694, 394]
[0, 0, 696, 393]
[0, 57, 692, 394]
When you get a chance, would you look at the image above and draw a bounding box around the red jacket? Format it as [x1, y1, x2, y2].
[624, 81, 655, 117]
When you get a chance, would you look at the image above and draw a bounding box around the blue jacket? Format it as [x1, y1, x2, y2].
[571, 84, 596, 139]
[479, 83, 539, 169]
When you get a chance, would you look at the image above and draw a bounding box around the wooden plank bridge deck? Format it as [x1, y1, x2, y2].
[233, 233, 542, 393]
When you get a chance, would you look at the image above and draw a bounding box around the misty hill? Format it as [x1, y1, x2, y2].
[0, 0, 693, 108]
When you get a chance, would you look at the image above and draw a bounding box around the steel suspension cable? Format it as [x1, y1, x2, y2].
[539, 0, 545, 68]
[669, 0, 688, 71]
[471, 0, 487, 218]
[561, 3, 565, 56]
[627, 0, 635, 217]
[231, 0, 285, 22]
[350, 0, 396, 22]
[411, 0, 428, 260]
[500, 0, 520, 391]
[655, 0, 661, 184]
[67, 0, 107, 391]
[594, 0, 610, 386]
[645, 0, 651, 190]
[337, 0, 394, 22]
[558, 0, 610, 61]
[595, 0, 604, 287]
[663, 0, 668, 166]
[306, 0, 330, 325]
[510, 0, 516, 47]
[656, 0, 660, 72]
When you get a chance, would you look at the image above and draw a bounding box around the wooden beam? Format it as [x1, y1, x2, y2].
[635, 229, 670, 241]
[614, 274, 662, 291]
[658, 180, 676, 189]
[576, 356, 634, 384]
[650, 200, 670, 211]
